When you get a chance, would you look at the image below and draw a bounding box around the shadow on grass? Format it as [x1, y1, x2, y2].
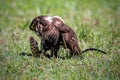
[19, 52, 66, 59]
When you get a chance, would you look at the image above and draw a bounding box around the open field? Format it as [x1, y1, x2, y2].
[0, 0, 120, 80]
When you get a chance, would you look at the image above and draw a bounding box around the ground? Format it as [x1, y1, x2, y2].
[0, 0, 120, 80]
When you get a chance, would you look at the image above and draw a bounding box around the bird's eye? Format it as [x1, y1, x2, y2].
[33, 21, 36, 24]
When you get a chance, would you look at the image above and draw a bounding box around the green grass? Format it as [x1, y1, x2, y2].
[0, 0, 120, 80]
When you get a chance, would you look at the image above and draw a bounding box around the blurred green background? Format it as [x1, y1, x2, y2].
[0, 0, 120, 80]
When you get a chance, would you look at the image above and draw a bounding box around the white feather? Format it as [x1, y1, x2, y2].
[53, 16, 64, 22]
[44, 16, 53, 23]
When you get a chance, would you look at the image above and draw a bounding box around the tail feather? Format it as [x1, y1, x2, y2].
[81, 48, 106, 54]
